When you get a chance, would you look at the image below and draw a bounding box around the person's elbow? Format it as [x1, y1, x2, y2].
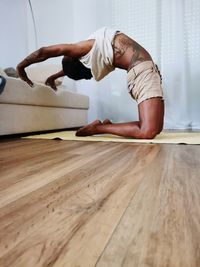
[38, 46, 50, 58]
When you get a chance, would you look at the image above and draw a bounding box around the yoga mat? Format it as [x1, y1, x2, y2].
[24, 131, 200, 145]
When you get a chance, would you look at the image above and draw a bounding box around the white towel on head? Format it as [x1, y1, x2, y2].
[79, 27, 119, 81]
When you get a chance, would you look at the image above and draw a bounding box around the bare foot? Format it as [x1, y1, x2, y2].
[76, 120, 102, 136]
[103, 119, 112, 125]
[90, 119, 102, 126]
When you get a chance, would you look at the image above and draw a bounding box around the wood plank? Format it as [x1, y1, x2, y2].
[0, 140, 111, 190]
[0, 139, 159, 267]
[0, 139, 199, 267]
[50, 145, 160, 267]
[96, 145, 200, 267]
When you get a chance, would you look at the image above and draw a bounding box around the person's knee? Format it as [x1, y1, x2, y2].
[140, 127, 159, 139]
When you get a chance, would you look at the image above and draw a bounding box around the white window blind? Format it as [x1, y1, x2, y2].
[111, 0, 160, 63]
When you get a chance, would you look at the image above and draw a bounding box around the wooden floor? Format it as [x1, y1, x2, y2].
[0, 138, 200, 267]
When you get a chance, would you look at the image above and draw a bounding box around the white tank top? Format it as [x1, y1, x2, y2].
[79, 27, 119, 81]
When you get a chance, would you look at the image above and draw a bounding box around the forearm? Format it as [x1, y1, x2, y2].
[17, 41, 93, 86]
[18, 47, 55, 69]
[17, 46, 64, 85]
[18, 41, 93, 69]
[48, 70, 65, 80]
[45, 70, 65, 90]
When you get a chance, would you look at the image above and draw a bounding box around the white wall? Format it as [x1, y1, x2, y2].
[27, 0, 73, 48]
[0, 0, 28, 68]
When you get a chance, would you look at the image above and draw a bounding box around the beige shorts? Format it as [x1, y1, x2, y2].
[127, 61, 164, 104]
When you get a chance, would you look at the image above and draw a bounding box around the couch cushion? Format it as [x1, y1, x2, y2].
[0, 68, 8, 77]
[4, 67, 19, 78]
[0, 77, 89, 109]
[26, 64, 64, 86]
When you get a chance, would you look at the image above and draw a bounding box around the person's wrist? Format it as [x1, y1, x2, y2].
[17, 62, 25, 69]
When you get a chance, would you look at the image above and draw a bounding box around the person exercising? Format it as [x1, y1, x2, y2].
[17, 27, 164, 139]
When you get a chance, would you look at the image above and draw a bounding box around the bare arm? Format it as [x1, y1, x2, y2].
[17, 40, 94, 86]
[45, 70, 65, 91]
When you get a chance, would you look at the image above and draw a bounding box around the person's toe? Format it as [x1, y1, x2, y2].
[91, 119, 102, 126]
[103, 119, 112, 124]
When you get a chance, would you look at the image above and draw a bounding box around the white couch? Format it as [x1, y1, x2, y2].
[0, 67, 89, 135]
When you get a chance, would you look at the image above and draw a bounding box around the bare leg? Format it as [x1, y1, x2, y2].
[76, 98, 164, 139]
[158, 100, 165, 133]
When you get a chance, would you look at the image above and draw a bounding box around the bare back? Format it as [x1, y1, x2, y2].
[112, 33, 152, 71]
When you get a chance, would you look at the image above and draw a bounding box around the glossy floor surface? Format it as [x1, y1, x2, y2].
[0, 139, 200, 267]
